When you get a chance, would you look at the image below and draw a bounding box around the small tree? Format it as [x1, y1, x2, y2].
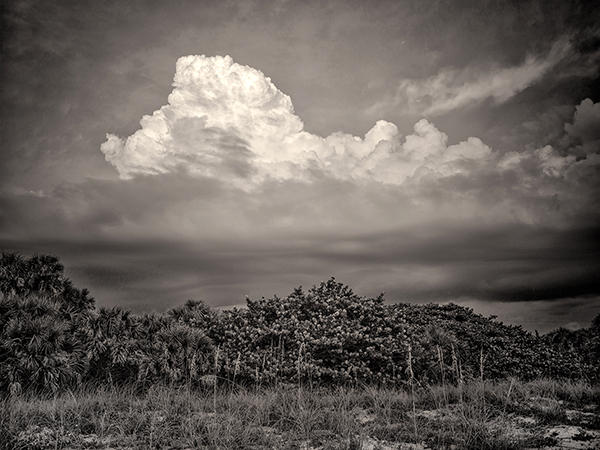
[0, 295, 87, 393]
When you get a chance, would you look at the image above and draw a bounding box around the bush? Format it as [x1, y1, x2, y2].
[0, 253, 94, 311]
[1, 252, 599, 394]
[209, 279, 408, 385]
[397, 303, 593, 382]
[0, 295, 88, 393]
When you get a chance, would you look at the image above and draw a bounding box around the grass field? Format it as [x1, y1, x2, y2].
[2, 379, 599, 449]
[2, 258, 599, 449]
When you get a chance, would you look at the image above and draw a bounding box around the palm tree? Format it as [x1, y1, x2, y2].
[84, 307, 141, 384]
[0, 252, 94, 311]
[154, 323, 213, 385]
[0, 295, 85, 393]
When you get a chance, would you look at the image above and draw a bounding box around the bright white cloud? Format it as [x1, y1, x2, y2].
[369, 39, 570, 116]
[101, 54, 517, 187]
[101, 55, 309, 184]
[100, 54, 598, 230]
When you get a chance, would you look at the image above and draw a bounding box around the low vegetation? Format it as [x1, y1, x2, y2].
[2, 380, 599, 449]
[1, 253, 599, 448]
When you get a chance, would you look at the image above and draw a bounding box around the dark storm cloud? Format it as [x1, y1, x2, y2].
[1, 157, 599, 321]
[2, 218, 599, 327]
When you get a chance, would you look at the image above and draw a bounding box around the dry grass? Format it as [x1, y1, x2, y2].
[1, 379, 598, 449]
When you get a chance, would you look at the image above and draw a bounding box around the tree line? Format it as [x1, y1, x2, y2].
[1, 253, 598, 394]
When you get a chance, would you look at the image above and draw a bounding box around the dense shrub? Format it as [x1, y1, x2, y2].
[397, 303, 596, 382]
[82, 307, 214, 386]
[0, 253, 94, 311]
[1, 252, 598, 394]
[543, 324, 600, 380]
[208, 280, 408, 385]
[0, 295, 89, 393]
[0, 253, 94, 393]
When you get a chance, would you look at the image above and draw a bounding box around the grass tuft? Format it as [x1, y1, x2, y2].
[3, 379, 598, 449]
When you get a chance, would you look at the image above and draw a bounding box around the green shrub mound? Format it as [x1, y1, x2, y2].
[1, 253, 598, 394]
[397, 303, 596, 383]
[207, 281, 408, 385]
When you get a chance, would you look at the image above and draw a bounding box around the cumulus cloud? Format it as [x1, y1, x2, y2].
[564, 98, 600, 156]
[101, 55, 503, 187]
[101, 55, 332, 185]
[369, 39, 570, 116]
[100, 54, 598, 229]
[102, 53, 595, 214]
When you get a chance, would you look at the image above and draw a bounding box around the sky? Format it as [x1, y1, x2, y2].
[1, 0, 599, 332]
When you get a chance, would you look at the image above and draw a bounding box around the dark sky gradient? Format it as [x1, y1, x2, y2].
[1, 0, 599, 332]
